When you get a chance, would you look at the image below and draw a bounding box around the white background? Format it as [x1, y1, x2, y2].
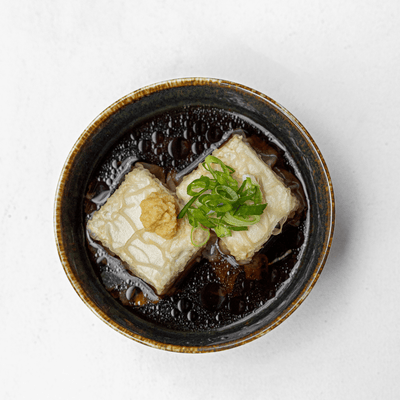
[2, 1, 400, 399]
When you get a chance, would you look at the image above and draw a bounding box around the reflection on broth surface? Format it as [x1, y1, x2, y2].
[85, 106, 308, 331]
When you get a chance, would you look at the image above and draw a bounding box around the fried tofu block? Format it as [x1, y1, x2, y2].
[87, 165, 207, 295]
[176, 135, 298, 262]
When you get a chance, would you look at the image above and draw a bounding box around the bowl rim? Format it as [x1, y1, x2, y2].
[54, 77, 335, 353]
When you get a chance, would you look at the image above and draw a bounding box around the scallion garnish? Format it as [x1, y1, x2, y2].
[190, 225, 210, 247]
[178, 156, 268, 241]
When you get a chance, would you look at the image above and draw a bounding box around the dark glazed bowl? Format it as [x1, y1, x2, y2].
[54, 78, 335, 352]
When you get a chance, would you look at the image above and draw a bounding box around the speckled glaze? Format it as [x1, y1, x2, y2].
[54, 78, 335, 353]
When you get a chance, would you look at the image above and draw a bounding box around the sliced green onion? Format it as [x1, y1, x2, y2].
[236, 204, 267, 216]
[187, 176, 211, 196]
[253, 186, 263, 205]
[237, 179, 248, 195]
[191, 208, 217, 228]
[214, 185, 238, 202]
[186, 209, 199, 228]
[222, 212, 261, 227]
[214, 224, 232, 238]
[191, 226, 210, 247]
[229, 226, 249, 231]
[199, 195, 233, 213]
[177, 188, 208, 219]
[180, 156, 268, 240]
[204, 155, 235, 174]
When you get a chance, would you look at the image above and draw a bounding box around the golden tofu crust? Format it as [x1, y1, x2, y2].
[176, 135, 298, 262]
[87, 165, 207, 295]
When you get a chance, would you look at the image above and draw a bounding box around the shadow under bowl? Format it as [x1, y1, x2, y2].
[54, 77, 335, 353]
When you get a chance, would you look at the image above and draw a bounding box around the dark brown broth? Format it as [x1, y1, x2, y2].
[85, 106, 308, 332]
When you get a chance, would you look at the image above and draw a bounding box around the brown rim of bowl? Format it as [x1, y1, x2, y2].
[54, 77, 335, 353]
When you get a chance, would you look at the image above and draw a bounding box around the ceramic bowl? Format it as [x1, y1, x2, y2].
[54, 77, 335, 352]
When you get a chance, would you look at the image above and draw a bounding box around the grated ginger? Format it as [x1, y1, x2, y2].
[140, 191, 178, 240]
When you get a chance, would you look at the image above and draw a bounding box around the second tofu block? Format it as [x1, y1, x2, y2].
[87, 165, 207, 295]
[176, 135, 298, 262]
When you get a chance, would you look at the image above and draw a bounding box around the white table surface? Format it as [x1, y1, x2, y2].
[2, 1, 400, 399]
